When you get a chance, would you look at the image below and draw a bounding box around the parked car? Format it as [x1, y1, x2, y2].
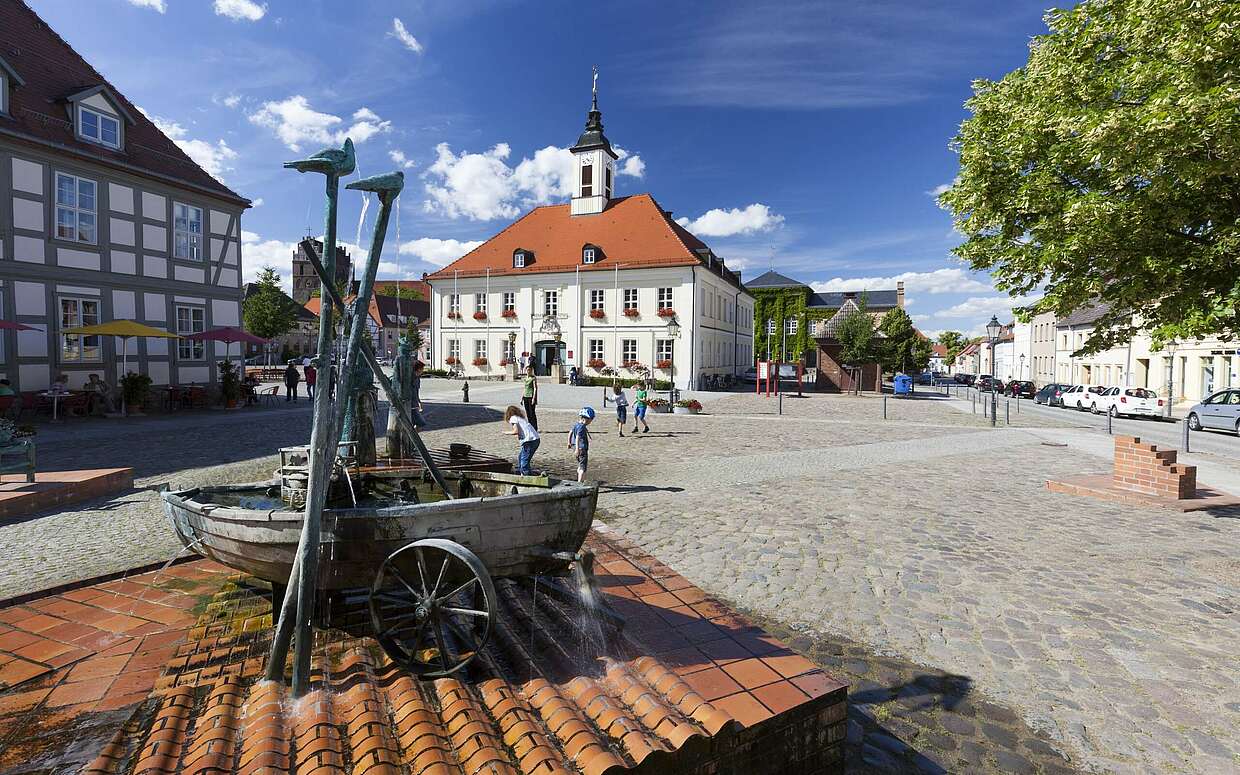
[1006, 380, 1036, 398]
[1093, 386, 1163, 418]
[1034, 383, 1069, 406]
[1186, 389, 1240, 435]
[915, 372, 935, 385]
[1061, 384, 1107, 410]
[976, 376, 1005, 393]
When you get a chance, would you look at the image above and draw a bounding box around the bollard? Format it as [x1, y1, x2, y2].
[883, 395, 888, 420]
[972, 391, 976, 413]
[1005, 400, 1010, 425]
[462, 380, 470, 403]
[1182, 416, 1190, 452]
[1106, 409, 1112, 435]
[779, 391, 783, 416]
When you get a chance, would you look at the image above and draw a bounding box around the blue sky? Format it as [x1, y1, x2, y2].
[31, 0, 1054, 337]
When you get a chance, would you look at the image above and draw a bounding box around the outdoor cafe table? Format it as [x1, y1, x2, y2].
[38, 390, 73, 422]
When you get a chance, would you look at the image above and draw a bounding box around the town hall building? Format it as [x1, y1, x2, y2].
[426, 87, 753, 390]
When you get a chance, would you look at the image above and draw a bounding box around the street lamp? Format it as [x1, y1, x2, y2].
[1164, 339, 1178, 418]
[1019, 352, 1025, 380]
[507, 330, 517, 380]
[986, 315, 1001, 426]
[665, 314, 681, 403]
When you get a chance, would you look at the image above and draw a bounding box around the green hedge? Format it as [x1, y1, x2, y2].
[580, 376, 671, 390]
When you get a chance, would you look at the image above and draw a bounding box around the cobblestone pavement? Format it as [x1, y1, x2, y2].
[3, 391, 1237, 773]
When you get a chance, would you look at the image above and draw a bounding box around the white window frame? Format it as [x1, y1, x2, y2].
[59, 296, 102, 364]
[474, 293, 487, 314]
[176, 305, 206, 360]
[622, 338, 638, 364]
[503, 338, 516, 361]
[581, 161, 593, 197]
[543, 290, 559, 317]
[474, 339, 487, 360]
[173, 202, 204, 261]
[766, 319, 776, 335]
[448, 339, 461, 361]
[589, 339, 604, 362]
[582, 247, 596, 264]
[657, 339, 673, 362]
[623, 288, 638, 311]
[0, 74, 7, 116]
[513, 250, 527, 268]
[502, 291, 516, 313]
[658, 287, 673, 310]
[54, 172, 97, 245]
[78, 105, 121, 149]
[589, 289, 605, 312]
[786, 318, 798, 335]
[448, 294, 460, 316]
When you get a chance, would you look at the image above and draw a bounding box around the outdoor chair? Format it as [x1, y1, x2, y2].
[0, 396, 18, 421]
[0, 438, 35, 483]
[259, 386, 280, 406]
[61, 393, 89, 418]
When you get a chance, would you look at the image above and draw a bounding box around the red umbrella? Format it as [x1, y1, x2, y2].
[0, 320, 40, 331]
[182, 327, 269, 373]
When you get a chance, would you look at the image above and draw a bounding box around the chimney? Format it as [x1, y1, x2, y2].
[897, 281, 905, 308]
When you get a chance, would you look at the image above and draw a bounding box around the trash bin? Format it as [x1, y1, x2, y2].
[894, 374, 913, 397]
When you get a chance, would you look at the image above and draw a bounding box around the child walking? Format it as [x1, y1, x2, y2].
[504, 405, 541, 475]
[603, 384, 629, 437]
[632, 381, 651, 434]
[568, 407, 595, 483]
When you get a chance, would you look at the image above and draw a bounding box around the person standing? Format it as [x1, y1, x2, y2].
[522, 366, 539, 430]
[503, 405, 540, 475]
[604, 384, 629, 437]
[568, 407, 594, 483]
[304, 360, 317, 399]
[632, 380, 651, 434]
[283, 361, 301, 402]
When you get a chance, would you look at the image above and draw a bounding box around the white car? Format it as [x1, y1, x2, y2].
[1061, 384, 1107, 410]
[1092, 386, 1163, 418]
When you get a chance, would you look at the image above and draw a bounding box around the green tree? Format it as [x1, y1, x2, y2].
[404, 319, 424, 357]
[377, 283, 425, 301]
[878, 308, 932, 375]
[941, 0, 1240, 355]
[243, 267, 298, 343]
[835, 307, 875, 369]
[937, 331, 967, 364]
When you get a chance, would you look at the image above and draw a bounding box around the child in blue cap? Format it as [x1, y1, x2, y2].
[568, 407, 594, 483]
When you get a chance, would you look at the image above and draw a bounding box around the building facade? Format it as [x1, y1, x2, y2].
[0, 1, 248, 391]
[426, 92, 753, 390]
[291, 238, 351, 305]
[1029, 311, 1057, 386]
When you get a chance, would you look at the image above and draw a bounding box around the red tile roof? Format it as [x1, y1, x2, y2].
[427, 194, 734, 284]
[0, 0, 247, 206]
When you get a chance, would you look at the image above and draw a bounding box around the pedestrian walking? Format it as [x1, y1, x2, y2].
[304, 361, 317, 399]
[328, 363, 338, 402]
[632, 380, 651, 434]
[568, 407, 594, 483]
[522, 366, 539, 430]
[603, 384, 629, 436]
[283, 360, 301, 402]
[503, 405, 540, 475]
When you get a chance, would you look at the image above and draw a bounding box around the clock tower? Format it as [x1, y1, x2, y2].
[570, 68, 618, 216]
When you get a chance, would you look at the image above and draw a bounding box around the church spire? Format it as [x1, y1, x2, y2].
[572, 65, 614, 157]
[570, 66, 618, 216]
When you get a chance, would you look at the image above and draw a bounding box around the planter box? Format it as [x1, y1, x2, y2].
[672, 406, 700, 415]
[651, 405, 672, 414]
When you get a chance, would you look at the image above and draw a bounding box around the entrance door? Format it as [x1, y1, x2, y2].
[533, 340, 565, 376]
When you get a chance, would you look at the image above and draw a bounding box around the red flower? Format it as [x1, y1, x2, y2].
[657, 308, 677, 318]
[655, 359, 673, 369]
[622, 308, 640, 318]
[446, 311, 461, 319]
[499, 358, 511, 366]
[587, 358, 607, 369]
[588, 309, 606, 319]
[501, 309, 517, 318]
[444, 356, 458, 365]
[472, 357, 488, 366]
[472, 311, 487, 320]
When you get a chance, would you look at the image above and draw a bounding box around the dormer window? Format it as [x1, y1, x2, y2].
[513, 249, 531, 268]
[79, 105, 120, 149]
[582, 244, 602, 265]
[0, 73, 7, 116]
[0, 55, 26, 118]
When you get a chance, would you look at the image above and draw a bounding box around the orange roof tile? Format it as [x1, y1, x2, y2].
[427, 194, 724, 282]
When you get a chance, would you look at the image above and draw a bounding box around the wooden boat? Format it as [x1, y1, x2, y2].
[161, 470, 598, 590]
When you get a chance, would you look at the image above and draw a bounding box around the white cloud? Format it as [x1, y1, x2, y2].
[812, 268, 991, 295]
[390, 18, 424, 53]
[676, 204, 784, 237]
[927, 177, 958, 197]
[127, 0, 165, 12]
[251, 197, 264, 207]
[929, 293, 1042, 320]
[422, 141, 648, 221]
[249, 96, 392, 152]
[222, 94, 242, 109]
[389, 149, 416, 169]
[148, 116, 238, 179]
[241, 231, 295, 290]
[398, 237, 484, 267]
[214, 0, 266, 22]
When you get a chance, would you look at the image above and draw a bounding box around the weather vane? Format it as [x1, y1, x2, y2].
[592, 65, 598, 102]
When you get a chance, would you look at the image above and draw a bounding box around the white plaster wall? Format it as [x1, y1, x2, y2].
[19, 364, 49, 391]
[112, 290, 136, 319]
[174, 265, 205, 284]
[80, 93, 117, 113]
[14, 282, 45, 316]
[14, 235, 44, 263]
[141, 192, 166, 221]
[224, 242, 238, 265]
[211, 299, 240, 327]
[146, 361, 170, 386]
[143, 256, 167, 278]
[143, 293, 166, 321]
[17, 329, 47, 357]
[142, 224, 167, 251]
[110, 218, 135, 246]
[147, 337, 168, 356]
[210, 210, 230, 235]
[109, 183, 134, 214]
[111, 251, 136, 274]
[178, 366, 209, 383]
[217, 268, 238, 288]
[58, 248, 101, 271]
[12, 198, 43, 231]
[11, 158, 43, 195]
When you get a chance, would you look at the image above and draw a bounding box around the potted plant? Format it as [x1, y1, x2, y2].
[120, 372, 153, 415]
[647, 398, 671, 414]
[587, 358, 607, 369]
[673, 398, 703, 415]
[589, 308, 606, 319]
[499, 357, 511, 367]
[472, 311, 488, 321]
[501, 309, 518, 319]
[472, 356, 488, 367]
[218, 360, 241, 409]
[445, 356, 459, 365]
[0, 419, 15, 445]
[657, 308, 677, 318]
[655, 359, 673, 369]
[447, 311, 461, 319]
[622, 308, 640, 318]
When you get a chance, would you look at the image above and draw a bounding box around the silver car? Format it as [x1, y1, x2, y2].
[1187, 389, 1240, 435]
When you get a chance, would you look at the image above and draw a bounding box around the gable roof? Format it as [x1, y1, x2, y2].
[809, 290, 900, 309]
[0, 0, 247, 206]
[744, 270, 807, 290]
[426, 193, 745, 290]
[1056, 302, 1112, 328]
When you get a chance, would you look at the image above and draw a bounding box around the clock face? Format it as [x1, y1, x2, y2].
[581, 155, 592, 165]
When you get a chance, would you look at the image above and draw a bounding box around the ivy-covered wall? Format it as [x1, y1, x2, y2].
[751, 287, 828, 361]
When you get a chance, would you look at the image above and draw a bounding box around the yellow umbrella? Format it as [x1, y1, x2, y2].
[61, 320, 181, 415]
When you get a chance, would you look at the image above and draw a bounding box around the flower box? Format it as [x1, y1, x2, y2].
[673, 398, 702, 415]
[647, 399, 671, 414]
[472, 311, 488, 321]
[623, 361, 643, 371]
[444, 357, 458, 365]
[655, 359, 673, 369]
[622, 308, 640, 318]
[587, 358, 607, 369]
[499, 358, 511, 366]
[588, 309, 606, 319]
[472, 357, 488, 366]
[446, 312, 461, 319]
[501, 309, 517, 319]
[657, 308, 677, 318]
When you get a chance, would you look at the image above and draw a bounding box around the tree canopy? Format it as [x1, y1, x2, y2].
[377, 284, 425, 301]
[940, 0, 1240, 355]
[243, 267, 299, 341]
[835, 299, 876, 368]
[878, 308, 932, 374]
[937, 331, 968, 364]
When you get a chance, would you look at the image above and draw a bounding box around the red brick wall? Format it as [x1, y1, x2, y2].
[1112, 436, 1196, 500]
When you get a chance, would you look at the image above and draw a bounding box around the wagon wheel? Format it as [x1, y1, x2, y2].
[369, 538, 497, 678]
